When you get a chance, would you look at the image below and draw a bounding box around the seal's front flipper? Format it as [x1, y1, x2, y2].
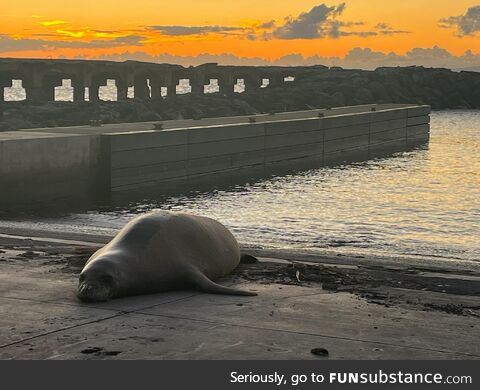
[240, 254, 259, 264]
[188, 269, 257, 296]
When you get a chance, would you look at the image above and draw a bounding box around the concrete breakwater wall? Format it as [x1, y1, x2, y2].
[106, 104, 430, 191]
[0, 104, 430, 209]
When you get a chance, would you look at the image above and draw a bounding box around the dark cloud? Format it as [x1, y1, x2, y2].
[148, 25, 244, 36]
[258, 20, 276, 29]
[0, 35, 46, 52]
[269, 3, 408, 40]
[375, 23, 411, 35]
[112, 35, 144, 45]
[344, 21, 366, 27]
[326, 20, 377, 38]
[51, 35, 144, 48]
[440, 5, 480, 36]
[375, 23, 389, 30]
[0, 34, 144, 52]
[272, 3, 346, 39]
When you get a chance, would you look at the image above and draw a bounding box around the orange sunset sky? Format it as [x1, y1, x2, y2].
[0, 0, 479, 67]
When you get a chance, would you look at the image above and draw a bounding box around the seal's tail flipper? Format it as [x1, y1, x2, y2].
[240, 253, 259, 264]
[189, 269, 257, 296]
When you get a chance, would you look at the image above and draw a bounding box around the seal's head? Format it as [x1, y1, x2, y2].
[77, 260, 119, 302]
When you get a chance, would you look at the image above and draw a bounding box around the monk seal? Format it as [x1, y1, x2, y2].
[77, 212, 257, 302]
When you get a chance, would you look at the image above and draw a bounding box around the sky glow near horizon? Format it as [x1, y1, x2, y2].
[0, 1, 479, 68]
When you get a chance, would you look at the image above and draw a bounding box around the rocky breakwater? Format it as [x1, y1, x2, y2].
[282, 65, 480, 110]
[1, 65, 478, 131]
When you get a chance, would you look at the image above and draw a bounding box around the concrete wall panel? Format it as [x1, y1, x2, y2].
[324, 148, 369, 166]
[370, 127, 407, 145]
[265, 142, 323, 163]
[188, 123, 264, 143]
[407, 124, 430, 139]
[264, 118, 320, 135]
[111, 145, 187, 169]
[0, 133, 93, 175]
[369, 139, 408, 156]
[188, 137, 264, 159]
[188, 155, 233, 175]
[231, 150, 265, 168]
[324, 123, 370, 141]
[109, 130, 187, 152]
[322, 112, 371, 129]
[408, 105, 431, 117]
[111, 161, 187, 188]
[373, 108, 407, 122]
[370, 118, 407, 133]
[324, 134, 370, 153]
[265, 130, 323, 148]
[407, 115, 430, 126]
[0, 132, 101, 208]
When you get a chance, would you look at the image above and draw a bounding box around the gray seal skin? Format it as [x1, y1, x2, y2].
[77, 212, 257, 302]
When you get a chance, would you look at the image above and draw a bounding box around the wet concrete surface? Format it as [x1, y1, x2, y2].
[0, 232, 479, 359]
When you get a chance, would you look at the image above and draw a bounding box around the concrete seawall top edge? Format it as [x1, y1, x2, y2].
[102, 104, 431, 137]
[5, 104, 429, 139]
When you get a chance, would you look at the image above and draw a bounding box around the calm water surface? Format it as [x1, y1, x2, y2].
[1, 111, 479, 264]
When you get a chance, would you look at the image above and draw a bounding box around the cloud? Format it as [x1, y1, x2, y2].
[18, 3, 409, 46]
[440, 5, 480, 36]
[272, 3, 346, 39]
[339, 45, 480, 70]
[405, 46, 453, 60]
[0, 33, 144, 52]
[258, 20, 276, 29]
[148, 25, 244, 36]
[113, 35, 145, 45]
[0, 35, 47, 52]
[268, 3, 408, 40]
[91, 46, 480, 71]
[326, 20, 377, 38]
[51, 35, 145, 48]
[35, 18, 145, 43]
[374, 23, 411, 35]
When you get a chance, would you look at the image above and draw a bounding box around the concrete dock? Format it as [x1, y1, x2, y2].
[0, 230, 478, 360]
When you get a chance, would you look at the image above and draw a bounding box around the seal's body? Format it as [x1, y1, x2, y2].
[77, 212, 256, 302]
